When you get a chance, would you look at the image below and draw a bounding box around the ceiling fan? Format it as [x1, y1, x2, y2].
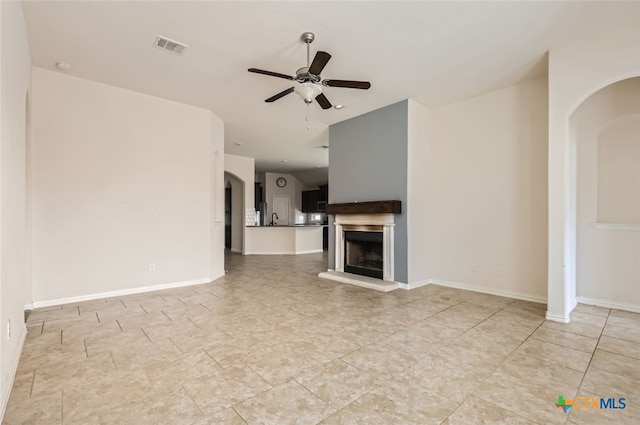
[248, 32, 371, 109]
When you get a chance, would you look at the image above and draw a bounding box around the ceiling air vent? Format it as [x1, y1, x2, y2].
[153, 35, 188, 55]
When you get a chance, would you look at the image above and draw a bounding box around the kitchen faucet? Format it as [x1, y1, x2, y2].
[271, 212, 279, 226]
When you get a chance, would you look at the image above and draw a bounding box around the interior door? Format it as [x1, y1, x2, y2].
[272, 195, 289, 225]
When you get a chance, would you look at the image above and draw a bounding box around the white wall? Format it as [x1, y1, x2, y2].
[407, 100, 432, 284]
[209, 116, 225, 283]
[31, 67, 224, 305]
[224, 153, 255, 217]
[576, 78, 640, 310]
[548, 38, 640, 321]
[0, 1, 31, 418]
[417, 79, 548, 300]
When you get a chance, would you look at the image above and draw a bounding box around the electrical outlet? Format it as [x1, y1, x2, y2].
[495, 266, 502, 275]
[6, 319, 11, 340]
[471, 264, 479, 273]
[149, 263, 156, 272]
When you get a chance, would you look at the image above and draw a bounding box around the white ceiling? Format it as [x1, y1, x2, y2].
[21, 1, 640, 186]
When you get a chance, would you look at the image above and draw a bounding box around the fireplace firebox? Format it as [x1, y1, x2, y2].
[344, 230, 384, 279]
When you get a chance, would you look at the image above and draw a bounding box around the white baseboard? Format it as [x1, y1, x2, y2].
[230, 248, 243, 253]
[576, 296, 640, 314]
[430, 279, 547, 305]
[1, 324, 27, 422]
[397, 279, 431, 290]
[545, 311, 571, 323]
[244, 249, 323, 255]
[29, 276, 220, 309]
[296, 249, 324, 254]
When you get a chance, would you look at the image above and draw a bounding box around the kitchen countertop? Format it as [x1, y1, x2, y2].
[246, 224, 328, 227]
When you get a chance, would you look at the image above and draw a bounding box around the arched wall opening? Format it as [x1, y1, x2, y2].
[224, 172, 245, 254]
[547, 41, 640, 322]
[572, 78, 640, 311]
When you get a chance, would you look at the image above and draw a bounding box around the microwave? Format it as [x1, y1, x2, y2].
[317, 201, 326, 212]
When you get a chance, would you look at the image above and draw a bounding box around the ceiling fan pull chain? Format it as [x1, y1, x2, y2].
[306, 105, 310, 131]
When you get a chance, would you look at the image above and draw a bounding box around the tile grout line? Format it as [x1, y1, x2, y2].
[231, 406, 250, 424]
[140, 327, 152, 342]
[203, 349, 222, 368]
[187, 317, 202, 329]
[109, 351, 117, 370]
[169, 337, 184, 354]
[199, 303, 212, 312]
[29, 370, 35, 399]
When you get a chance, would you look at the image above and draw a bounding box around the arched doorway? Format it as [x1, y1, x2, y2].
[223, 171, 245, 254]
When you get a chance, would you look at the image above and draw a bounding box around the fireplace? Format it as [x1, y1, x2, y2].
[344, 228, 383, 279]
[319, 201, 400, 291]
[333, 213, 395, 282]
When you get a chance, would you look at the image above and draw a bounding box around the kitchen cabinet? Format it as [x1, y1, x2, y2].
[254, 182, 263, 210]
[302, 190, 320, 212]
[319, 184, 328, 202]
[302, 185, 328, 212]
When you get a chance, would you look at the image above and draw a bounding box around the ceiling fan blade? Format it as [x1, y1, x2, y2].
[265, 87, 295, 103]
[248, 68, 295, 81]
[308, 51, 331, 75]
[315, 93, 332, 110]
[323, 80, 371, 89]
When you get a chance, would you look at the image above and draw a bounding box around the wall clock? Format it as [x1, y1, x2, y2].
[276, 177, 287, 188]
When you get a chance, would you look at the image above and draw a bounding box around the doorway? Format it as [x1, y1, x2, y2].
[225, 182, 232, 249]
[272, 195, 289, 225]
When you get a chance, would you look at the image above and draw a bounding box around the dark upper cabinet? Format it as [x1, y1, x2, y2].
[302, 190, 320, 212]
[302, 185, 329, 212]
[319, 184, 328, 202]
[254, 182, 263, 210]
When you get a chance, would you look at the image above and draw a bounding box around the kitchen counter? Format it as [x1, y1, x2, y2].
[244, 225, 324, 255]
[247, 224, 328, 227]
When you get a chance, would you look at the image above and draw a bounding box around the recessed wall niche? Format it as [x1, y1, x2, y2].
[597, 115, 640, 224]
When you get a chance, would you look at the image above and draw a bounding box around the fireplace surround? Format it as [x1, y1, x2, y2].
[319, 201, 401, 291]
[334, 213, 395, 282]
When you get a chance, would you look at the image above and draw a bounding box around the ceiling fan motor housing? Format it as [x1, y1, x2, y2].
[296, 67, 321, 84]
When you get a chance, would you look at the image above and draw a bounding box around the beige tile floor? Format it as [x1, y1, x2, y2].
[3, 252, 639, 424]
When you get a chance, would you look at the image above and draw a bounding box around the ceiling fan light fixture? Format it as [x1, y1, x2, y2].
[295, 82, 322, 104]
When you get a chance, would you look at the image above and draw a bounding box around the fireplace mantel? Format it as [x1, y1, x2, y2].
[325, 200, 401, 215]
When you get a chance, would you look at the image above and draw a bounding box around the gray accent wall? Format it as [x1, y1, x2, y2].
[328, 100, 409, 283]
